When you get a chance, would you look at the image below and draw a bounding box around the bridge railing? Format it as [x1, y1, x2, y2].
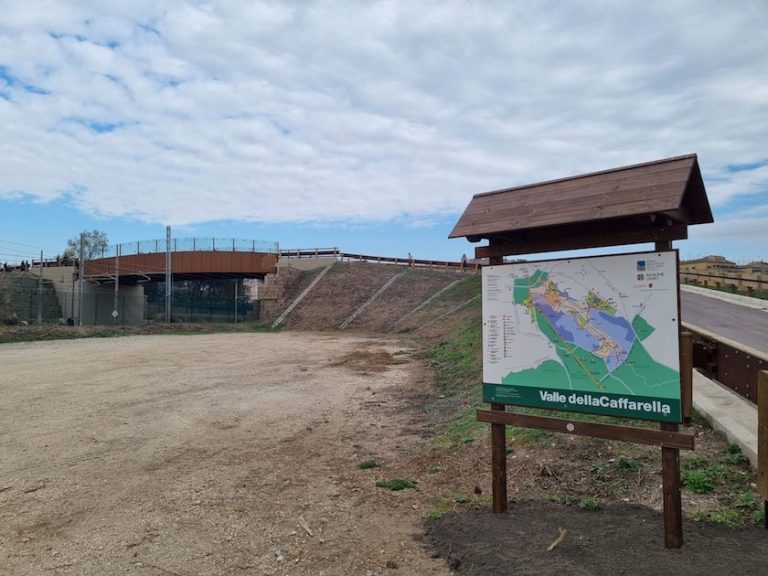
[683, 321, 768, 404]
[279, 248, 481, 271]
[98, 238, 280, 258]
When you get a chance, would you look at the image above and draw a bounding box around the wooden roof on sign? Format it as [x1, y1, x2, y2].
[449, 154, 712, 258]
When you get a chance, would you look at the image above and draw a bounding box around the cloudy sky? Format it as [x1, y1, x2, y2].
[1, 0, 767, 264]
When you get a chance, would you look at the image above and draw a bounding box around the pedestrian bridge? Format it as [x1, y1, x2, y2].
[83, 237, 279, 282]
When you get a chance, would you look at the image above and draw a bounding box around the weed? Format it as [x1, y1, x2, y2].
[545, 495, 557, 503]
[385, 560, 399, 569]
[752, 507, 766, 526]
[681, 469, 716, 493]
[452, 492, 470, 504]
[617, 457, 640, 472]
[590, 463, 611, 482]
[733, 491, 758, 509]
[723, 444, 749, 466]
[580, 499, 601, 511]
[693, 508, 742, 527]
[426, 510, 446, 520]
[561, 495, 580, 506]
[358, 460, 379, 470]
[375, 478, 418, 491]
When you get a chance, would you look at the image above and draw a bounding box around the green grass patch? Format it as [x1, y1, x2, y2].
[722, 443, 749, 465]
[426, 510, 446, 520]
[693, 508, 743, 527]
[681, 468, 716, 493]
[451, 492, 470, 504]
[357, 459, 379, 470]
[617, 457, 641, 472]
[580, 499, 601, 511]
[375, 478, 418, 491]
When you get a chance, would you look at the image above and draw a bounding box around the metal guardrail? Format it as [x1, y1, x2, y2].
[279, 248, 481, 271]
[683, 321, 768, 404]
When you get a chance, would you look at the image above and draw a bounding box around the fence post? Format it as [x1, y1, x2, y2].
[37, 250, 43, 324]
[681, 332, 693, 426]
[758, 370, 768, 529]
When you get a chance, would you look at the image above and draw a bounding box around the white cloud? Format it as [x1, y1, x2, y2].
[0, 0, 766, 229]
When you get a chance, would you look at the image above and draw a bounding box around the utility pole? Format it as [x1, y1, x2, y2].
[165, 225, 172, 323]
[78, 232, 85, 327]
[37, 250, 43, 324]
[113, 244, 120, 327]
[234, 279, 238, 323]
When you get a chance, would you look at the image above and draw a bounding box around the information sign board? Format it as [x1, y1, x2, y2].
[483, 251, 681, 422]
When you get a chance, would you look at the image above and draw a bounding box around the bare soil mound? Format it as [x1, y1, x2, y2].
[427, 500, 768, 576]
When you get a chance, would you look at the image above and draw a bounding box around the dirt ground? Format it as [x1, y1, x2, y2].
[2, 331, 767, 576]
[0, 332, 449, 576]
[427, 501, 768, 576]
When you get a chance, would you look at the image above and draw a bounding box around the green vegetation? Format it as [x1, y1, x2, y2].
[357, 459, 379, 470]
[561, 495, 580, 506]
[580, 499, 601, 511]
[693, 508, 743, 527]
[682, 468, 716, 493]
[451, 492, 470, 504]
[617, 457, 641, 472]
[0, 321, 278, 345]
[385, 560, 399, 569]
[590, 463, 611, 482]
[723, 443, 749, 465]
[426, 510, 446, 520]
[375, 478, 418, 491]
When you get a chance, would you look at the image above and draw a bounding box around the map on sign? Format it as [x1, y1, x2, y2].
[483, 251, 681, 422]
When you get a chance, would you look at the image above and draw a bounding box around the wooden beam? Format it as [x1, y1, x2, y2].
[758, 371, 768, 503]
[487, 249, 508, 514]
[476, 410, 694, 450]
[681, 331, 693, 426]
[491, 403, 507, 513]
[661, 421, 683, 548]
[475, 224, 687, 259]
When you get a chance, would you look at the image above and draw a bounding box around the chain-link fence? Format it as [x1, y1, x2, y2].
[1, 271, 257, 326]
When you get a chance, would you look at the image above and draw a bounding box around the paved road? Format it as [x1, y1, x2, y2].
[680, 291, 768, 354]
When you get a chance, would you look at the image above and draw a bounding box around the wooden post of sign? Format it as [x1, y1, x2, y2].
[488, 252, 508, 513]
[681, 331, 693, 426]
[659, 240, 683, 548]
[758, 370, 768, 529]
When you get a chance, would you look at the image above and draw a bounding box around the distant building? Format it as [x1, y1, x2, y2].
[680, 255, 767, 295]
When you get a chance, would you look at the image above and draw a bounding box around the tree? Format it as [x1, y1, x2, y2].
[67, 229, 109, 260]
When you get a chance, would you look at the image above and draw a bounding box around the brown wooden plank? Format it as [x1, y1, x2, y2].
[660, 421, 683, 548]
[488, 249, 508, 514]
[453, 186, 686, 237]
[474, 224, 687, 258]
[471, 156, 694, 203]
[458, 168, 691, 218]
[476, 410, 695, 450]
[758, 370, 768, 501]
[490, 403, 508, 513]
[681, 332, 693, 426]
